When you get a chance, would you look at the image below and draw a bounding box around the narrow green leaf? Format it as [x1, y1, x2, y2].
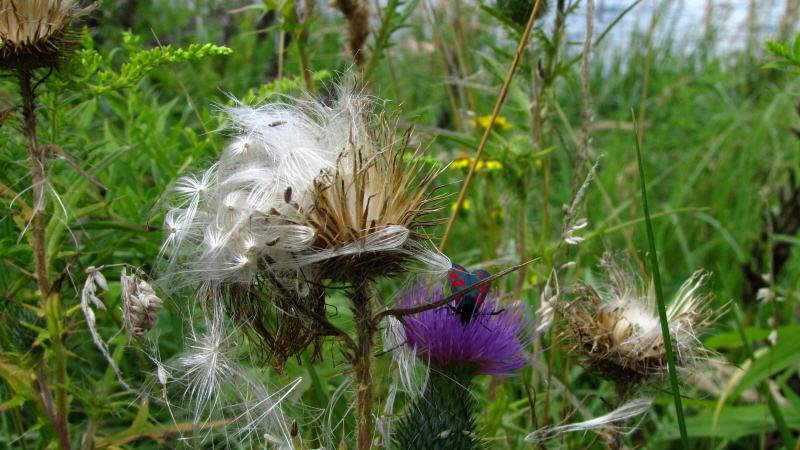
[632, 110, 689, 450]
[733, 325, 800, 398]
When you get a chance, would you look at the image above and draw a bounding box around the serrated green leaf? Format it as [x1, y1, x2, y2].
[793, 31, 800, 59]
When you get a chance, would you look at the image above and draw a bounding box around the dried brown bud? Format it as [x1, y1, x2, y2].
[121, 269, 163, 341]
[0, 0, 98, 71]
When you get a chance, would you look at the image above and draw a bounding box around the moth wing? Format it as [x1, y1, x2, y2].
[473, 269, 491, 303]
[448, 263, 470, 292]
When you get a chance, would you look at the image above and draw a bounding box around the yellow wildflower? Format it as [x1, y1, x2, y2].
[450, 156, 503, 171]
[451, 199, 472, 211]
[474, 115, 514, 131]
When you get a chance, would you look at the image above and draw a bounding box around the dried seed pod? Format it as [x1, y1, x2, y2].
[121, 269, 164, 341]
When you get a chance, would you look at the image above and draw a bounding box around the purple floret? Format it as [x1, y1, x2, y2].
[399, 284, 537, 378]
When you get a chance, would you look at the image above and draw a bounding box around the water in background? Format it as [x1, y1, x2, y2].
[560, 0, 797, 54]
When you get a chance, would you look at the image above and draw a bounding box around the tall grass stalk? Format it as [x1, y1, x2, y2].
[633, 111, 688, 450]
[439, 0, 545, 252]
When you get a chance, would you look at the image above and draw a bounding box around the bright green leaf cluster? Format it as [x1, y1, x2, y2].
[53, 31, 232, 95]
[764, 31, 800, 72]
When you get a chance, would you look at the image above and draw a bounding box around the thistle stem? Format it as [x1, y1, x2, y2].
[351, 283, 377, 450]
[19, 70, 71, 450]
[18, 70, 49, 299]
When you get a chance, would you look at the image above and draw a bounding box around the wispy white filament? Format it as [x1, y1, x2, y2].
[158, 87, 448, 295]
[524, 397, 654, 443]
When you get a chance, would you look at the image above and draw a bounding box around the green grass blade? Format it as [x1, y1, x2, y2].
[731, 305, 795, 448]
[632, 110, 689, 450]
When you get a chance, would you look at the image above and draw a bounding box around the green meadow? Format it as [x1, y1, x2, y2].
[2, 0, 800, 448]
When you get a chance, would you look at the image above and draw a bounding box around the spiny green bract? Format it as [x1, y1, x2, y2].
[394, 371, 482, 450]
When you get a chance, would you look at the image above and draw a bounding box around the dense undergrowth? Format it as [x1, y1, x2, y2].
[2, 0, 800, 449]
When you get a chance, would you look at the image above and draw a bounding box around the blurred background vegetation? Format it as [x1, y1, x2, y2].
[2, 0, 800, 448]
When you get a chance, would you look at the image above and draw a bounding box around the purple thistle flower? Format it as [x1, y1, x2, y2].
[399, 284, 537, 378]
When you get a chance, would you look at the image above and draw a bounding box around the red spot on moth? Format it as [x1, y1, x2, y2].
[452, 279, 467, 287]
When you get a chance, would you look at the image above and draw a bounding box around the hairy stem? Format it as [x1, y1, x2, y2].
[19, 69, 71, 450]
[18, 70, 49, 299]
[44, 292, 71, 450]
[351, 283, 376, 450]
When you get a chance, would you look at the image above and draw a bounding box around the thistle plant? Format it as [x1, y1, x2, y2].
[393, 283, 536, 449]
[548, 253, 713, 448]
[157, 80, 449, 448]
[0, 3, 97, 448]
[560, 254, 712, 397]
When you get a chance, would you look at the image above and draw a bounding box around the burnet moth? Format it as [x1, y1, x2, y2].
[447, 263, 503, 325]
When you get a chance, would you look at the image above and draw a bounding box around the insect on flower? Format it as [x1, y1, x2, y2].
[447, 263, 504, 325]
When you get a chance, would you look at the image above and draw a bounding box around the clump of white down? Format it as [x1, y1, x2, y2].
[159, 89, 439, 293]
[600, 268, 711, 373]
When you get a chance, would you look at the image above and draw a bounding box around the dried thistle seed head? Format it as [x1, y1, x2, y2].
[159, 81, 449, 293]
[157, 80, 450, 369]
[558, 253, 713, 389]
[121, 269, 164, 341]
[0, 0, 97, 71]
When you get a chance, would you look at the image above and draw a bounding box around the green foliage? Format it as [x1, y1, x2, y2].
[0, 25, 232, 449]
[2, 1, 800, 448]
[53, 30, 232, 95]
[764, 31, 800, 72]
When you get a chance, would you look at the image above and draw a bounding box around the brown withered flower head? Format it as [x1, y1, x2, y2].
[0, 0, 97, 71]
[158, 82, 450, 369]
[558, 253, 713, 394]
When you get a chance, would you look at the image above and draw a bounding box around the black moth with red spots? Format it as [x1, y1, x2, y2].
[447, 263, 492, 325]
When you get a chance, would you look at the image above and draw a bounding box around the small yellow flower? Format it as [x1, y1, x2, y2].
[481, 160, 503, 170]
[451, 158, 473, 170]
[451, 199, 472, 211]
[474, 115, 514, 131]
[490, 209, 505, 220]
[450, 156, 503, 172]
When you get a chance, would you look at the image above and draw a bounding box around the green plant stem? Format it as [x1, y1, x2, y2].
[18, 70, 71, 450]
[632, 111, 688, 450]
[18, 70, 49, 300]
[362, 0, 399, 83]
[44, 292, 71, 450]
[351, 283, 377, 450]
